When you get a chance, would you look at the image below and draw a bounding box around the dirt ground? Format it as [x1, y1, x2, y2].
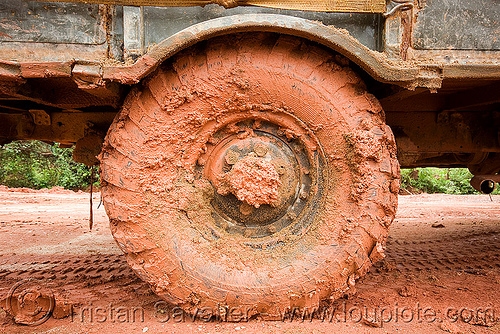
[0, 186, 499, 333]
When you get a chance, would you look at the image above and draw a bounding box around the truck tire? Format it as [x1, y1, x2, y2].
[100, 33, 400, 318]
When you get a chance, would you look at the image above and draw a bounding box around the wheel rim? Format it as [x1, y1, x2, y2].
[195, 115, 325, 241]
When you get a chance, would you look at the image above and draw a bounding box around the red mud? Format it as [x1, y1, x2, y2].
[98, 34, 399, 315]
[0, 189, 499, 333]
[218, 156, 282, 208]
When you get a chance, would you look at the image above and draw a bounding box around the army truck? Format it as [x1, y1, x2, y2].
[1, 0, 499, 318]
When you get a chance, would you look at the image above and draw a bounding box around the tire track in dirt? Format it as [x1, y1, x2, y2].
[382, 232, 500, 273]
[0, 230, 498, 295]
[0, 254, 132, 282]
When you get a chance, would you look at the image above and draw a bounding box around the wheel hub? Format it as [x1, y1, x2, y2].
[198, 120, 318, 238]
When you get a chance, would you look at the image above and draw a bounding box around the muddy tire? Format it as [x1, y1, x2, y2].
[100, 33, 400, 318]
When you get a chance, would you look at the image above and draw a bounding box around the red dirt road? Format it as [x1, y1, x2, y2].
[0, 187, 499, 333]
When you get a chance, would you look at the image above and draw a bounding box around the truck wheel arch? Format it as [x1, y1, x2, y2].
[103, 13, 419, 86]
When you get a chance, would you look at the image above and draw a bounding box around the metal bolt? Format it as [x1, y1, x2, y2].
[254, 143, 268, 157]
[225, 150, 239, 165]
[276, 165, 286, 175]
[268, 225, 277, 233]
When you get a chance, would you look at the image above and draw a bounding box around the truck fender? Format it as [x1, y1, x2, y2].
[103, 13, 419, 85]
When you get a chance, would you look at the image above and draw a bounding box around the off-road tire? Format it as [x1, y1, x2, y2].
[100, 33, 400, 318]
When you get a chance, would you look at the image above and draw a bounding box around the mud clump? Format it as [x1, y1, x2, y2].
[217, 156, 282, 208]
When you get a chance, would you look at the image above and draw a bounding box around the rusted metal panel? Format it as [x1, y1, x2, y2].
[141, 5, 382, 50]
[123, 6, 144, 59]
[0, 61, 22, 81]
[0, 0, 106, 45]
[0, 42, 108, 63]
[0, 1, 108, 64]
[1, 1, 498, 88]
[20, 62, 72, 78]
[413, 0, 500, 50]
[442, 64, 500, 79]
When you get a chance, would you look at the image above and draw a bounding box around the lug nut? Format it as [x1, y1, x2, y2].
[225, 150, 239, 165]
[276, 165, 286, 175]
[254, 143, 268, 157]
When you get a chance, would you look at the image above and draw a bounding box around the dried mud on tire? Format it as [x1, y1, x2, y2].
[99, 32, 400, 316]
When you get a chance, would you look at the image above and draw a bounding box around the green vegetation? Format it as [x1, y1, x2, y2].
[0, 140, 496, 195]
[0, 140, 98, 191]
[401, 167, 499, 195]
